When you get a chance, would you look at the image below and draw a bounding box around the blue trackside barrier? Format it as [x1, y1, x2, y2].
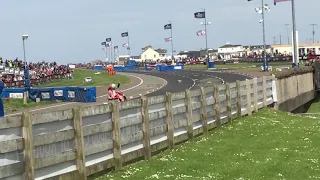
[1, 88, 25, 99]
[2, 86, 97, 103]
[158, 65, 184, 72]
[145, 64, 156, 71]
[173, 65, 184, 71]
[114, 65, 125, 72]
[145, 64, 184, 72]
[114, 65, 137, 72]
[93, 65, 103, 71]
[208, 61, 215, 68]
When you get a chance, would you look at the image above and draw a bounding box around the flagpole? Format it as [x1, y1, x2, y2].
[104, 43, 108, 61]
[113, 47, 116, 64]
[291, 0, 298, 67]
[127, 31, 130, 57]
[170, 21, 174, 60]
[110, 42, 113, 63]
[109, 45, 112, 63]
[203, 9, 209, 63]
[261, 0, 268, 71]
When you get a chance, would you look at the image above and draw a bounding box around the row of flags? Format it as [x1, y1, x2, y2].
[162, 0, 291, 43]
[101, 42, 119, 49]
[101, 32, 130, 50]
[164, 23, 172, 42]
[163, 11, 207, 42]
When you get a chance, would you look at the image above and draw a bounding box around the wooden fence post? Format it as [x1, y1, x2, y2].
[165, 92, 174, 149]
[185, 89, 193, 140]
[200, 87, 208, 134]
[141, 96, 151, 160]
[253, 78, 258, 112]
[111, 102, 122, 170]
[271, 74, 279, 110]
[262, 76, 267, 107]
[72, 106, 87, 180]
[236, 80, 242, 118]
[246, 79, 252, 116]
[225, 83, 232, 122]
[22, 111, 35, 180]
[213, 85, 221, 126]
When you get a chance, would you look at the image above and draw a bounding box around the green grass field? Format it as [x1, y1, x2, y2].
[38, 69, 131, 87]
[91, 109, 320, 180]
[307, 95, 320, 113]
[3, 98, 53, 113]
[3, 69, 131, 112]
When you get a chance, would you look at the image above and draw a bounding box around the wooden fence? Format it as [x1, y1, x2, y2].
[0, 76, 275, 180]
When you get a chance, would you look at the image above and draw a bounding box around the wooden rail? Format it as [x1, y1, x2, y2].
[0, 76, 276, 179]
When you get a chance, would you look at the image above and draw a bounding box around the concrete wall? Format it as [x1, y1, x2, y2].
[273, 66, 315, 112]
[0, 76, 276, 179]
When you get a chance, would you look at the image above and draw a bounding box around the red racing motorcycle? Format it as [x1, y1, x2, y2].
[112, 91, 127, 102]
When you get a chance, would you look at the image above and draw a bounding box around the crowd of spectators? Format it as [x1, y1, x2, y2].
[0, 57, 73, 84]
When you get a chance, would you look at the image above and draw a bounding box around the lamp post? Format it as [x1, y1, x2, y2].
[22, 35, 28, 68]
[253, 2, 270, 71]
[285, 24, 290, 44]
[200, 20, 211, 63]
[22, 35, 29, 104]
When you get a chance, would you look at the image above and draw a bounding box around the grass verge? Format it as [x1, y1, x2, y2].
[3, 98, 53, 113]
[38, 69, 131, 87]
[307, 95, 320, 113]
[91, 109, 320, 180]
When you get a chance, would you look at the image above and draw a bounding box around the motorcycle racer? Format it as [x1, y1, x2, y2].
[107, 82, 121, 100]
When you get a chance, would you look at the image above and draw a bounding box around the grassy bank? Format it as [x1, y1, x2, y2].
[3, 69, 131, 112]
[307, 95, 320, 113]
[38, 69, 131, 87]
[3, 98, 53, 113]
[91, 109, 320, 180]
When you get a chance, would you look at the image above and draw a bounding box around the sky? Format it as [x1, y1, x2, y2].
[0, 0, 319, 64]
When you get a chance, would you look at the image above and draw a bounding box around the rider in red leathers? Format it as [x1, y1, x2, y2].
[107, 82, 124, 101]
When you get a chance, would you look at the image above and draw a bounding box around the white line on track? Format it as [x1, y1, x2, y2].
[128, 76, 168, 99]
[5, 73, 144, 116]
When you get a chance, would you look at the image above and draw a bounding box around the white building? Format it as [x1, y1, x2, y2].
[218, 43, 273, 60]
[218, 43, 243, 60]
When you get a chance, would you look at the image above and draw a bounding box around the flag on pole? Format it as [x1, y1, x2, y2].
[194, 11, 205, 19]
[122, 43, 129, 47]
[196, 30, 206, 36]
[101, 42, 106, 46]
[114, 46, 118, 49]
[106, 43, 110, 47]
[121, 32, 129, 37]
[274, 0, 291, 5]
[164, 23, 172, 30]
[165, 37, 172, 42]
[106, 38, 111, 42]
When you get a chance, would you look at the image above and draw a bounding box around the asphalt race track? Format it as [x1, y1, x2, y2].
[5, 69, 252, 116]
[130, 69, 252, 97]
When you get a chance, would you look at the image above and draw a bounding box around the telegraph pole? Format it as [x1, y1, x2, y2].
[249, 0, 270, 71]
[310, 24, 317, 43]
[279, 34, 282, 44]
[285, 24, 290, 44]
[273, 36, 276, 44]
[291, 0, 298, 67]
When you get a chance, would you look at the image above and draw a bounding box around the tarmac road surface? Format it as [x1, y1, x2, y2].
[5, 69, 251, 116]
[130, 69, 251, 96]
[5, 72, 166, 116]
